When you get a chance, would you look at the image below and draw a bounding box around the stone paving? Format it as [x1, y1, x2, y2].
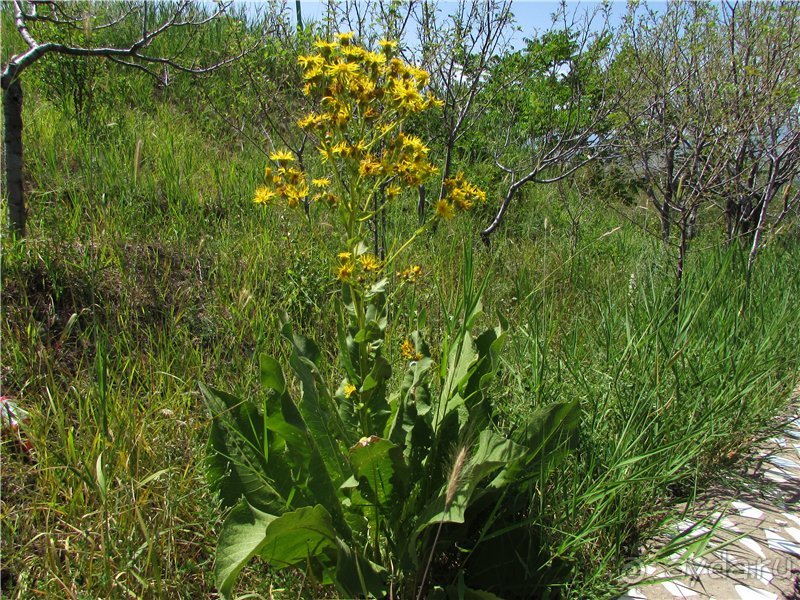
[620, 408, 800, 600]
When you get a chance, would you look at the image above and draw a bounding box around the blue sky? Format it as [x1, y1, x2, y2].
[289, 1, 662, 49]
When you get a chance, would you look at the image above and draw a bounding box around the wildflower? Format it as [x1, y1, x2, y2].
[330, 141, 350, 157]
[359, 155, 383, 177]
[314, 40, 338, 54]
[270, 150, 294, 165]
[333, 104, 351, 126]
[378, 39, 398, 54]
[362, 51, 387, 69]
[337, 251, 353, 262]
[326, 60, 360, 79]
[444, 173, 486, 212]
[336, 31, 355, 45]
[435, 199, 455, 219]
[389, 78, 424, 112]
[344, 382, 357, 397]
[254, 186, 276, 205]
[283, 183, 308, 207]
[303, 65, 324, 80]
[337, 262, 355, 281]
[312, 177, 331, 188]
[400, 339, 422, 361]
[398, 264, 422, 284]
[298, 54, 324, 70]
[298, 113, 325, 129]
[347, 139, 368, 158]
[341, 45, 367, 61]
[399, 134, 429, 155]
[386, 184, 401, 198]
[425, 92, 445, 109]
[359, 254, 381, 272]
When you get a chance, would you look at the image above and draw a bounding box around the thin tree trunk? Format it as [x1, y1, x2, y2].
[3, 77, 25, 238]
[660, 200, 671, 245]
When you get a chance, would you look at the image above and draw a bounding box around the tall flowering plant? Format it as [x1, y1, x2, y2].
[202, 33, 579, 599]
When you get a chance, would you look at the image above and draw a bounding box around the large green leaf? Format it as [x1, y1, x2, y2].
[259, 505, 338, 568]
[463, 326, 507, 429]
[201, 383, 285, 512]
[441, 332, 478, 406]
[282, 323, 353, 482]
[259, 354, 286, 395]
[417, 430, 524, 530]
[349, 436, 408, 510]
[215, 499, 277, 600]
[360, 355, 392, 433]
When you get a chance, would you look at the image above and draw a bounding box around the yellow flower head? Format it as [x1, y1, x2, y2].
[400, 339, 422, 361]
[359, 254, 381, 272]
[298, 54, 324, 70]
[298, 113, 325, 129]
[425, 92, 445, 109]
[328, 141, 348, 157]
[359, 155, 383, 177]
[341, 45, 367, 61]
[337, 262, 354, 281]
[254, 186, 276, 205]
[326, 60, 360, 79]
[386, 183, 401, 198]
[336, 31, 355, 45]
[337, 251, 353, 262]
[378, 39, 398, 54]
[435, 199, 455, 219]
[270, 150, 294, 166]
[444, 173, 486, 212]
[344, 382, 357, 397]
[312, 177, 331, 188]
[283, 183, 308, 207]
[314, 40, 338, 54]
[363, 51, 387, 69]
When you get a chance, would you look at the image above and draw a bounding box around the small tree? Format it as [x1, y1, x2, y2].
[478, 4, 619, 242]
[1, 0, 254, 238]
[715, 0, 800, 268]
[613, 1, 729, 284]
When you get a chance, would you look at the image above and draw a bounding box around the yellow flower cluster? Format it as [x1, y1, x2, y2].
[296, 34, 441, 192]
[254, 154, 309, 208]
[336, 250, 383, 282]
[436, 172, 488, 218]
[397, 264, 422, 284]
[253, 34, 486, 232]
[400, 338, 422, 361]
[297, 32, 440, 131]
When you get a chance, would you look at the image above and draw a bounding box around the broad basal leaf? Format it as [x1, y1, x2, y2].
[215, 499, 277, 600]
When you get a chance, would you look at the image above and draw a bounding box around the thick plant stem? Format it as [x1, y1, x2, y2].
[3, 77, 25, 238]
